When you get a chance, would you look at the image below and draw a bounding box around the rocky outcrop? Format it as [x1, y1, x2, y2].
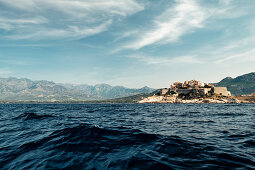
[138, 95, 243, 104]
[138, 95, 176, 103]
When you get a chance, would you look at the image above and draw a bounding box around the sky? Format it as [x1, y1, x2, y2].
[0, 0, 255, 88]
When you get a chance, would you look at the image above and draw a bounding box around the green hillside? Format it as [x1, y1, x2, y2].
[214, 72, 255, 96]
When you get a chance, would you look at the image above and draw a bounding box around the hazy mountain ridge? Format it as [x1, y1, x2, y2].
[0, 77, 155, 101]
[62, 83, 153, 99]
[214, 72, 255, 95]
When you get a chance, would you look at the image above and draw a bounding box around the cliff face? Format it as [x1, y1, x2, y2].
[214, 72, 255, 95]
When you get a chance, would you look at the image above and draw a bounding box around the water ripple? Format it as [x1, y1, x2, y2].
[0, 104, 254, 169]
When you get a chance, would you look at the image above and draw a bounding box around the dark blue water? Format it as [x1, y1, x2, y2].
[0, 104, 255, 169]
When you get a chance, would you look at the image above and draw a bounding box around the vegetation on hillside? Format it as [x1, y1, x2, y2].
[214, 72, 255, 95]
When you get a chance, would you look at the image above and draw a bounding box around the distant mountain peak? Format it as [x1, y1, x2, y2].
[141, 86, 150, 89]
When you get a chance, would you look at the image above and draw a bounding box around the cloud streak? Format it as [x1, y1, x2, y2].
[122, 0, 208, 50]
[6, 20, 113, 40]
[215, 48, 255, 64]
[0, 0, 144, 40]
[128, 55, 204, 65]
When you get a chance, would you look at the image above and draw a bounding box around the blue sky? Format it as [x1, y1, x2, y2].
[0, 0, 255, 88]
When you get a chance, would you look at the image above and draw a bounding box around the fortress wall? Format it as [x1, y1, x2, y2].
[214, 87, 230, 96]
[177, 89, 192, 94]
[198, 88, 212, 95]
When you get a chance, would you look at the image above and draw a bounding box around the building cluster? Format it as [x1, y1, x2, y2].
[170, 80, 213, 89]
[158, 80, 231, 97]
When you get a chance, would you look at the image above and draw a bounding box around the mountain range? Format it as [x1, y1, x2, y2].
[0, 72, 254, 102]
[214, 72, 255, 96]
[0, 77, 155, 101]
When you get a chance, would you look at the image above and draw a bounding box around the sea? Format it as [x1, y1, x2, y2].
[0, 103, 255, 169]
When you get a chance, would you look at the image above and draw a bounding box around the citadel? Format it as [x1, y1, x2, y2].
[157, 80, 231, 98]
[138, 80, 236, 103]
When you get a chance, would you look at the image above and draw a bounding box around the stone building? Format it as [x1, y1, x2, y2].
[176, 88, 212, 96]
[172, 82, 183, 88]
[183, 80, 204, 87]
[213, 87, 231, 96]
[157, 80, 231, 98]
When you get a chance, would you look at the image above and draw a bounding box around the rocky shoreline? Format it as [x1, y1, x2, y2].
[138, 95, 254, 104]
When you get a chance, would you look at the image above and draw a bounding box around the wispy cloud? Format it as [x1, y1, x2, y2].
[115, 0, 249, 52]
[0, 0, 144, 40]
[6, 20, 113, 40]
[0, 16, 48, 31]
[0, 0, 143, 17]
[193, 15, 255, 64]
[122, 0, 208, 50]
[215, 48, 255, 64]
[128, 55, 204, 65]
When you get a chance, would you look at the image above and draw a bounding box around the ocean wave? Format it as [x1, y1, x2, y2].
[1, 124, 255, 169]
[1, 104, 255, 169]
[14, 112, 55, 120]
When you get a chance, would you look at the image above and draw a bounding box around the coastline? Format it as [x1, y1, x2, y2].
[138, 95, 255, 104]
[0, 97, 254, 104]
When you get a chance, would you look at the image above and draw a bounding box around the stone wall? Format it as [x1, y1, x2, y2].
[214, 87, 231, 96]
[176, 89, 192, 94]
[198, 88, 212, 95]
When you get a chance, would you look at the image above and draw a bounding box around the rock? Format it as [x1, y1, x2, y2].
[138, 95, 243, 104]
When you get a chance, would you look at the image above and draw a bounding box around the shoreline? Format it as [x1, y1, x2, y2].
[0, 95, 254, 104]
[138, 95, 255, 104]
[0, 100, 254, 104]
